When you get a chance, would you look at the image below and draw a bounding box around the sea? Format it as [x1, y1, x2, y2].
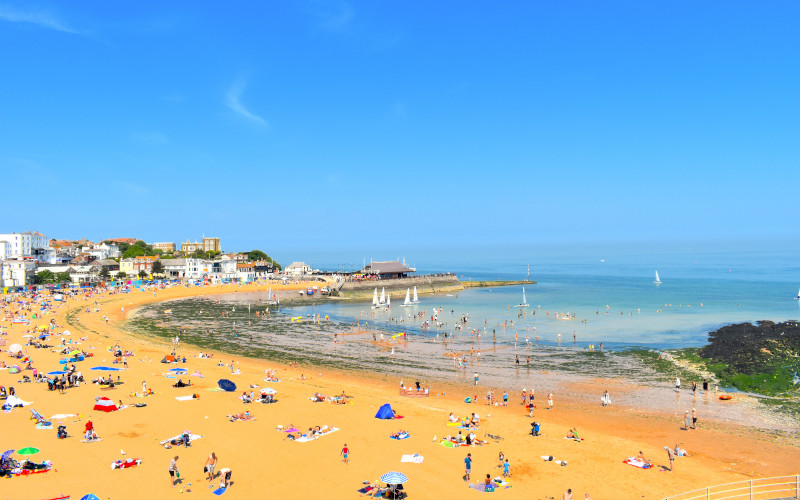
[125, 246, 800, 428]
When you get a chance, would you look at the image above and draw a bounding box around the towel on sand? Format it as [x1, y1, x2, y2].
[401, 454, 424, 463]
[293, 427, 340, 443]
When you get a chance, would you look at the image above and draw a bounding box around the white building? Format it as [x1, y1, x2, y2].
[85, 243, 121, 260]
[0, 259, 36, 287]
[185, 258, 213, 280]
[0, 231, 50, 259]
[285, 261, 312, 276]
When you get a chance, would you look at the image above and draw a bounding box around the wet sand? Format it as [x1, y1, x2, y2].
[2, 282, 799, 499]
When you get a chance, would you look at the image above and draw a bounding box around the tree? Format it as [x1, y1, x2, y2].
[99, 267, 110, 280]
[152, 261, 165, 275]
[138, 270, 147, 279]
[122, 245, 146, 259]
[56, 272, 72, 284]
[34, 270, 55, 284]
[246, 249, 281, 270]
[117, 271, 127, 279]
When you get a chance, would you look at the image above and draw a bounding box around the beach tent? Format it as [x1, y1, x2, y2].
[93, 397, 118, 412]
[8, 343, 22, 354]
[375, 403, 394, 419]
[8, 365, 21, 374]
[161, 355, 176, 363]
[218, 379, 236, 392]
[5, 395, 32, 407]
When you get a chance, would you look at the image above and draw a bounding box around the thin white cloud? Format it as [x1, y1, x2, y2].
[225, 76, 267, 126]
[0, 5, 81, 34]
[308, 0, 353, 32]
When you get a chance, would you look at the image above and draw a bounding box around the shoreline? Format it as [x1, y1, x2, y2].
[4, 282, 799, 499]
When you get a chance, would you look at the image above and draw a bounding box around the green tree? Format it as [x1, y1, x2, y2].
[138, 270, 147, 279]
[99, 267, 110, 280]
[35, 270, 55, 284]
[152, 261, 165, 275]
[122, 245, 146, 259]
[117, 271, 127, 279]
[56, 272, 72, 284]
[246, 249, 281, 270]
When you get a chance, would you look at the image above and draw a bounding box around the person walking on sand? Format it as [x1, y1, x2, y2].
[474, 372, 479, 386]
[341, 443, 349, 464]
[691, 408, 698, 429]
[464, 453, 472, 482]
[675, 376, 681, 392]
[169, 455, 179, 488]
[665, 446, 675, 472]
[205, 452, 217, 481]
[562, 488, 573, 500]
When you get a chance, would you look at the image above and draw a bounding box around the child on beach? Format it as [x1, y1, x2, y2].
[503, 459, 511, 477]
[341, 443, 349, 464]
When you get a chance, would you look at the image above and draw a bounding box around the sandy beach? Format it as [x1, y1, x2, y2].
[2, 283, 799, 500]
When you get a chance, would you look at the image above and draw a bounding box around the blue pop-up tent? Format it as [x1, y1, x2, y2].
[375, 403, 394, 419]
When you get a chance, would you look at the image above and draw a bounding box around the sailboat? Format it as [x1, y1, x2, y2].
[654, 271, 662, 285]
[386, 293, 391, 308]
[795, 288, 800, 300]
[514, 287, 529, 307]
[411, 286, 420, 304]
[372, 288, 380, 308]
[266, 288, 278, 306]
[401, 288, 412, 307]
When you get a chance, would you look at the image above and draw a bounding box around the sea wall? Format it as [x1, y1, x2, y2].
[463, 279, 536, 288]
[337, 274, 464, 299]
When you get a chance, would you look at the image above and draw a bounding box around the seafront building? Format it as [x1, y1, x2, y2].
[152, 242, 176, 252]
[180, 236, 221, 253]
[0, 231, 49, 260]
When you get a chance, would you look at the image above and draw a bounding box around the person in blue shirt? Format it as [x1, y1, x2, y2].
[503, 459, 511, 477]
[464, 453, 472, 481]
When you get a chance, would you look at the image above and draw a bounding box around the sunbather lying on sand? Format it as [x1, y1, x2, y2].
[636, 451, 652, 464]
[448, 412, 459, 423]
[228, 410, 254, 422]
[389, 430, 408, 438]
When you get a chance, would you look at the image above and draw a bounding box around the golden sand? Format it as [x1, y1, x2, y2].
[2, 283, 798, 500]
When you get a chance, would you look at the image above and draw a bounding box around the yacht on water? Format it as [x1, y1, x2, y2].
[372, 287, 388, 309]
[514, 287, 529, 307]
[411, 286, 420, 305]
[654, 271, 662, 285]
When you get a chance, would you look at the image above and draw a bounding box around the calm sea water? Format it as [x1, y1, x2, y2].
[296, 247, 800, 349]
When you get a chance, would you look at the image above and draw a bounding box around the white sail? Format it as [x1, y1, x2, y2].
[796, 288, 800, 300]
[386, 294, 391, 307]
[380, 287, 386, 304]
[412, 286, 420, 304]
[403, 288, 411, 306]
[654, 271, 662, 284]
[523, 287, 527, 305]
[372, 288, 379, 307]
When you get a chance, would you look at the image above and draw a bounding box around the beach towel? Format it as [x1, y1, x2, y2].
[175, 395, 198, 401]
[390, 433, 410, 440]
[293, 427, 340, 443]
[212, 487, 226, 495]
[493, 477, 512, 488]
[111, 458, 142, 469]
[624, 458, 652, 469]
[401, 454, 424, 463]
[36, 422, 53, 429]
[51, 413, 77, 419]
[440, 440, 457, 448]
[282, 427, 300, 433]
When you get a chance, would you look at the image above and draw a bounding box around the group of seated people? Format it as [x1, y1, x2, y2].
[389, 429, 409, 439]
[173, 379, 192, 388]
[259, 393, 275, 404]
[360, 481, 405, 499]
[453, 430, 487, 445]
[92, 375, 118, 387]
[565, 427, 580, 441]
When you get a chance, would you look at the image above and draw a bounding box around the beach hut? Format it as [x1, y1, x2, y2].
[93, 397, 118, 413]
[375, 403, 394, 419]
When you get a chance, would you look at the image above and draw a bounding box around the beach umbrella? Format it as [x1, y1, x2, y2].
[90, 366, 121, 371]
[260, 387, 277, 395]
[69, 349, 81, 356]
[1, 450, 14, 461]
[16, 447, 39, 456]
[22, 334, 34, 338]
[168, 368, 188, 373]
[47, 370, 67, 376]
[93, 397, 118, 412]
[380, 471, 408, 484]
[81, 495, 101, 500]
[8, 343, 22, 354]
[62, 330, 70, 335]
[217, 379, 236, 392]
[8, 366, 21, 374]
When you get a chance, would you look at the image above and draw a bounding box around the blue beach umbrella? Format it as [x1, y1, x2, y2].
[217, 379, 236, 392]
[168, 368, 188, 373]
[380, 471, 408, 484]
[90, 366, 122, 371]
[81, 495, 101, 500]
[1, 449, 14, 461]
[47, 371, 67, 376]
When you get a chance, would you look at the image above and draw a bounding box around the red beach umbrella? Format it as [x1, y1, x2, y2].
[93, 397, 118, 412]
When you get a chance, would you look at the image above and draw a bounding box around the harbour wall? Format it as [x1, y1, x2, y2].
[337, 275, 464, 300]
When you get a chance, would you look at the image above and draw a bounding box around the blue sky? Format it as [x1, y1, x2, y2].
[1, 1, 798, 265]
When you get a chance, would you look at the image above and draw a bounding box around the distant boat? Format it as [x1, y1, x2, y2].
[411, 286, 420, 305]
[795, 288, 800, 300]
[654, 271, 662, 285]
[373, 287, 387, 309]
[386, 293, 391, 308]
[372, 288, 379, 308]
[401, 288, 412, 307]
[514, 287, 529, 307]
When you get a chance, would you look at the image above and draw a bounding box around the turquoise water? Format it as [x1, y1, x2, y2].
[296, 248, 800, 349]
